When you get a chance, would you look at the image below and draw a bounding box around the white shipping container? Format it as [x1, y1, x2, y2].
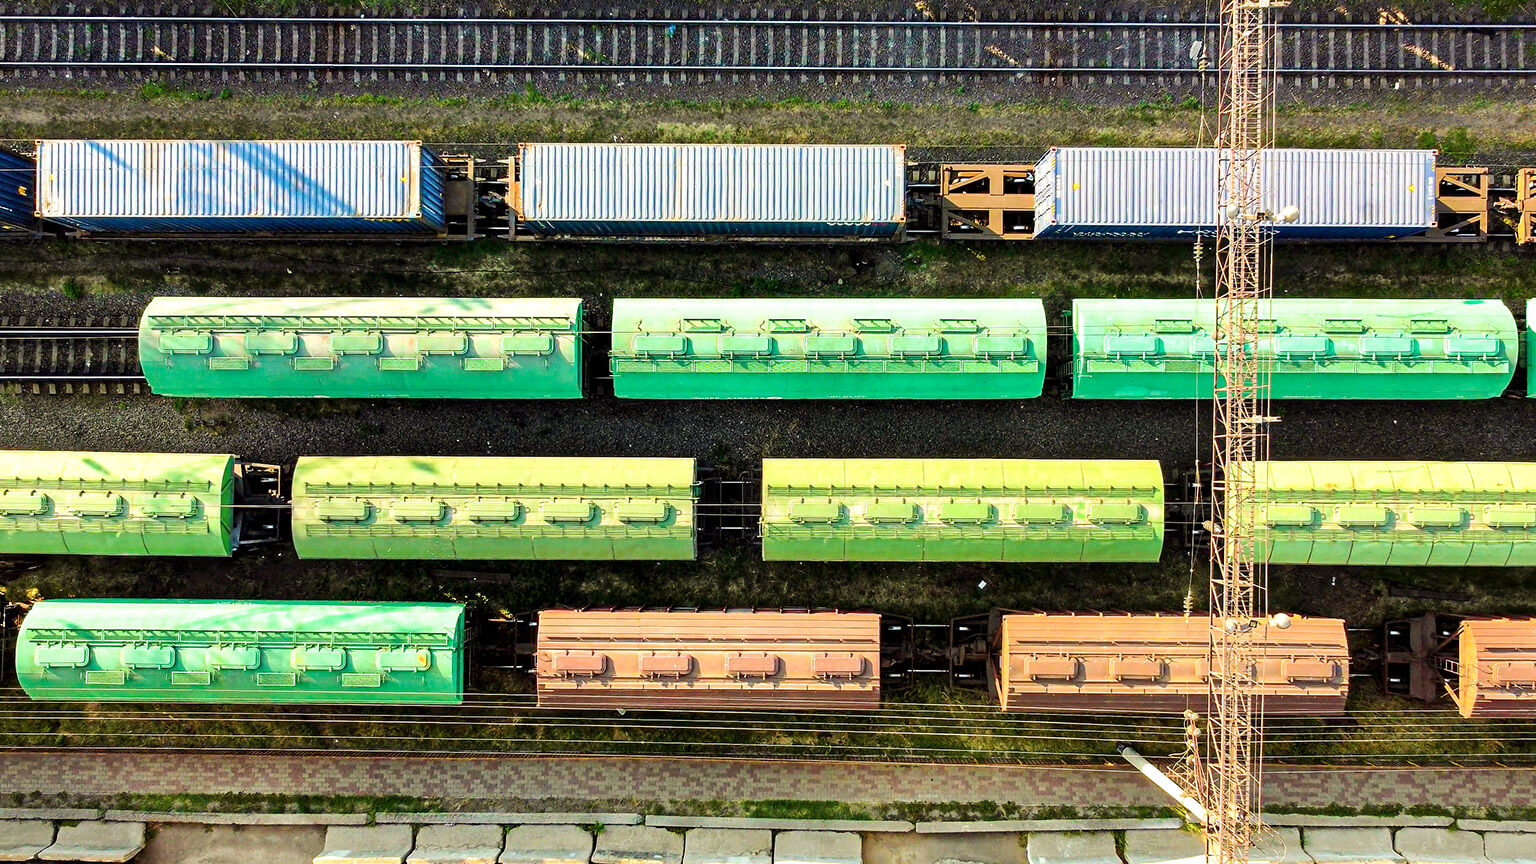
[1034, 147, 1436, 240]
[516, 143, 906, 238]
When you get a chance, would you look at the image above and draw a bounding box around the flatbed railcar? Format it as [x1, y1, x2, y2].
[2, 140, 1532, 244]
[126, 294, 1533, 402]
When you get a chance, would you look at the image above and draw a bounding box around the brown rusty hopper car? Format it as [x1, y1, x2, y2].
[534, 610, 882, 710]
[1451, 618, 1536, 718]
[992, 613, 1349, 715]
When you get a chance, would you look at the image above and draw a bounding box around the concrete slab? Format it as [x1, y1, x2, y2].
[1483, 833, 1536, 864]
[0, 820, 56, 862]
[136, 823, 326, 864]
[1268, 817, 1454, 829]
[648, 818, 909, 834]
[591, 827, 683, 864]
[0, 809, 102, 822]
[1123, 829, 1206, 864]
[1252, 829, 1312, 864]
[1303, 828, 1405, 864]
[921, 820, 1180, 834]
[773, 831, 861, 864]
[682, 830, 772, 864]
[105, 811, 369, 826]
[38, 821, 147, 863]
[407, 825, 506, 864]
[383, 815, 639, 827]
[1459, 823, 1536, 834]
[1394, 829, 1488, 864]
[500, 825, 594, 864]
[1025, 831, 1119, 864]
[314, 826, 416, 864]
[866, 832, 1025, 864]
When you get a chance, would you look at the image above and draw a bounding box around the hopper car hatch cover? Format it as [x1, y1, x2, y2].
[611, 298, 1047, 399]
[760, 458, 1164, 562]
[993, 613, 1348, 714]
[1072, 298, 1516, 400]
[0, 450, 237, 557]
[15, 599, 466, 705]
[290, 455, 698, 561]
[534, 609, 882, 710]
[1453, 618, 1536, 718]
[138, 297, 583, 400]
[1240, 461, 1536, 566]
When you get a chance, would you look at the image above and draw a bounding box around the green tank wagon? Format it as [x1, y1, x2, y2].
[138, 297, 583, 399]
[1072, 298, 1515, 400]
[1242, 461, 1536, 566]
[610, 298, 1047, 399]
[760, 458, 1163, 562]
[290, 455, 697, 560]
[0, 450, 238, 556]
[15, 599, 465, 705]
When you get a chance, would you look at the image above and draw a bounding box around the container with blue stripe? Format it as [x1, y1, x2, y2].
[1034, 147, 1436, 240]
[515, 143, 906, 239]
[0, 149, 35, 232]
[36, 140, 445, 234]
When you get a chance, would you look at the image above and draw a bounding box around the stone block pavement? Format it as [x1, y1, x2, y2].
[1, 753, 1534, 810]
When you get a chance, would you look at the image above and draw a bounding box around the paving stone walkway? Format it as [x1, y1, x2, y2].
[2, 753, 1534, 809]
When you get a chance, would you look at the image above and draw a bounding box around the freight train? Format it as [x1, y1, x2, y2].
[2, 140, 1533, 244]
[129, 294, 1534, 401]
[5, 450, 1536, 568]
[11, 599, 1535, 721]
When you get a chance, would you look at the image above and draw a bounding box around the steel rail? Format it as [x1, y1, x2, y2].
[3, 16, 1532, 77]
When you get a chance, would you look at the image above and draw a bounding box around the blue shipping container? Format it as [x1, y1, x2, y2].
[1034, 148, 1436, 240]
[36, 140, 445, 234]
[516, 143, 906, 239]
[0, 149, 34, 232]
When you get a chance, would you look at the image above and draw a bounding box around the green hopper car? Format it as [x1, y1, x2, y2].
[610, 298, 1048, 399]
[1071, 298, 1516, 400]
[0, 450, 247, 556]
[760, 458, 1164, 562]
[138, 297, 584, 399]
[290, 455, 698, 560]
[15, 599, 466, 704]
[1241, 461, 1536, 566]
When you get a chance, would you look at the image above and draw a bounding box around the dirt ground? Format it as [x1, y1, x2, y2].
[136, 823, 325, 864]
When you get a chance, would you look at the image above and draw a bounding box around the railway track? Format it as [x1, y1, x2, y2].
[1, 15, 1533, 89]
[0, 317, 145, 395]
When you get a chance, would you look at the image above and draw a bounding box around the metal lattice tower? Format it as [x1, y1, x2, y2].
[1208, 0, 1280, 861]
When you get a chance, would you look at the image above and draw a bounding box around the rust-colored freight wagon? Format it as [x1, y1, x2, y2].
[1451, 618, 1536, 718]
[991, 613, 1349, 715]
[534, 609, 882, 711]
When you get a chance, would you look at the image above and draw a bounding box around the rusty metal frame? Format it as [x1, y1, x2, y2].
[1519, 168, 1536, 245]
[937, 163, 1035, 240]
[1416, 167, 1490, 243]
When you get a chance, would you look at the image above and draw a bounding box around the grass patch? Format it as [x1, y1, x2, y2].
[3, 89, 1535, 159]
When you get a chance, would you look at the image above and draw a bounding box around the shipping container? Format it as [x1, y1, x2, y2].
[0, 149, 34, 232]
[1035, 148, 1436, 240]
[1072, 298, 1516, 400]
[16, 599, 466, 705]
[1242, 461, 1536, 566]
[0, 450, 236, 557]
[611, 297, 1046, 399]
[993, 613, 1348, 715]
[36, 139, 445, 234]
[760, 458, 1164, 563]
[515, 143, 906, 239]
[291, 456, 698, 561]
[139, 296, 583, 399]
